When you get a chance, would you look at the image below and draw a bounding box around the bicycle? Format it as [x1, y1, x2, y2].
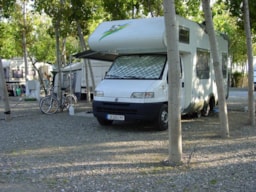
[39, 86, 77, 114]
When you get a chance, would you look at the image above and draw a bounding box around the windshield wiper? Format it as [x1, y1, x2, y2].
[123, 76, 147, 79]
[105, 74, 123, 79]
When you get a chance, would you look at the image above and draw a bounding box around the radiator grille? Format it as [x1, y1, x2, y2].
[95, 102, 137, 114]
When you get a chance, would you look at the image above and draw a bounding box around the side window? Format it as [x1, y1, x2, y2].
[12, 67, 24, 78]
[222, 53, 228, 78]
[179, 26, 190, 44]
[196, 49, 210, 79]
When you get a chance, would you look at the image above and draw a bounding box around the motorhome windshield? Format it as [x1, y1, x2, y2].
[105, 55, 167, 79]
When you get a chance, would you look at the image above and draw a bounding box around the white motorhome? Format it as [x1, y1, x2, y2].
[75, 16, 229, 130]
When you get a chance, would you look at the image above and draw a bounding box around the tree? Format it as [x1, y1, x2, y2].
[34, 0, 105, 102]
[224, 0, 256, 32]
[0, 22, 18, 58]
[211, 2, 248, 64]
[28, 14, 56, 64]
[34, 0, 70, 101]
[22, 1, 29, 81]
[0, 0, 15, 18]
[243, 0, 255, 126]
[69, 0, 104, 102]
[202, 0, 229, 138]
[0, 0, 15, 121]
[163, 0, 182, 165]
[0, 58, 11, 120]
[223, 0, 255, 126]
[0, 0, 17, 58]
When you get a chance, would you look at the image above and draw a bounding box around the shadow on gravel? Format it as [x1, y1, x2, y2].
[1, 95, 256, 191]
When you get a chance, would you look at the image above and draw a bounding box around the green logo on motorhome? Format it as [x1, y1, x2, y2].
[99, 23, 129, 41]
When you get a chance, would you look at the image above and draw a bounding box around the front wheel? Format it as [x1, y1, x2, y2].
[201, 103, 210, 117]
[40, 96, 59, 114]
[155, 104, 168, 131]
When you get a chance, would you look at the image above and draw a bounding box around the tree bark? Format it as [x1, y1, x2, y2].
[22, 0, 28, 83]
[163, 0, 182, 165]
[243, 0, 255, 126]
[0, 58, 11, 121]
[77, 23, 95, 102]
[55, 18, 62, 106]
[202, 0, 230, 138]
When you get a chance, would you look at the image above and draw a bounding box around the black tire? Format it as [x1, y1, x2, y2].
[201, 103, 210, 117]
[155, 104, 168, 131]
[97, 117, 113, 126]
[209, 97, 215, 112]
[40, 97, 59, 114]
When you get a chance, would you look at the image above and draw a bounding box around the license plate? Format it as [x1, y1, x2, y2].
[107, 114, 125, 121]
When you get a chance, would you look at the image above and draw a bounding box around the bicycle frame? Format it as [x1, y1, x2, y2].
[39, 86, 77, 114]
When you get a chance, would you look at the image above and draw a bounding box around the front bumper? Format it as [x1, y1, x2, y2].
[93, 101, 163, 121]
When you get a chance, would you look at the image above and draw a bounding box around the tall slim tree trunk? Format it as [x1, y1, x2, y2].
[202, 0, 229, 138]
[62, 38, 67, 66]
[243, 0, 255, 126]
[22, 1, 28, 86]
[0, 58, 11, 121]
[55, 19, 62, 105]
[163, 0, 182, 165]
[77, 23, 95, 102]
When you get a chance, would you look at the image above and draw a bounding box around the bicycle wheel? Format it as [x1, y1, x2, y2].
[40, 96, 59, 114]
[63, 95, 77, 110]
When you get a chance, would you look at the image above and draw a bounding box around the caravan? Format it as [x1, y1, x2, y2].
[54, 60, 111, 99]
[76, 16, 229, 130]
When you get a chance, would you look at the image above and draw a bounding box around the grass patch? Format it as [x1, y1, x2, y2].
[24, 97, 37, 101]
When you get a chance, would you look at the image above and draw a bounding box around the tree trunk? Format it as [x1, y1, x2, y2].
[27, 55, 48, 95]
[163, 0, 182, 165]
[243, 0, 255, 126]
[32, 62, 47, 95]
[61, 38, 67, 66]
[55, 19, 62, 106]
[0, 58, 11, 121]
[77, 23, 95, 102]
[202, 0, 230, 138]
[22, 0, 28, 82]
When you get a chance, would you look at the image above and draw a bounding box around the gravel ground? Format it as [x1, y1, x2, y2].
[0, 92, 256, 192]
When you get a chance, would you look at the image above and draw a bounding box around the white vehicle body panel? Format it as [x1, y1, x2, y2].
[75, 16, 229, 129]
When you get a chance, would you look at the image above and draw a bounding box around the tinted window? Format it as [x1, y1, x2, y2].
[196, 49, 210, 79]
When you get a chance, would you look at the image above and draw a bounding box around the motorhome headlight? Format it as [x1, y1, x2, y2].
[131, 92, 154, 98]
[95, 91, 104, 97]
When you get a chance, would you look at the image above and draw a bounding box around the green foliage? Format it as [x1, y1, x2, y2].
[232, 71, 244, 87]
[101, 0, 201, 20]
[0, 0, 16, 57]
[34, 0, 104, 63]
[175, 0, 202, 20]
[69, 0, 105, 36]
[209, 179, 217, 185]
[0, 0, 254, 68]
[101, 0, 140, 20]
[142, 0, 163, 17]
[212, 2, 248, 63]
[0, 0, 15, 18]
[0, 22, 18, 58]
[29, 15, 56, 64]
[220, 0, 256, 61]
[223, 0, 256, 31]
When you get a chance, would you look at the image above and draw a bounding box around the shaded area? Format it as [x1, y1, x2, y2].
[0, 89, 255, 191]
